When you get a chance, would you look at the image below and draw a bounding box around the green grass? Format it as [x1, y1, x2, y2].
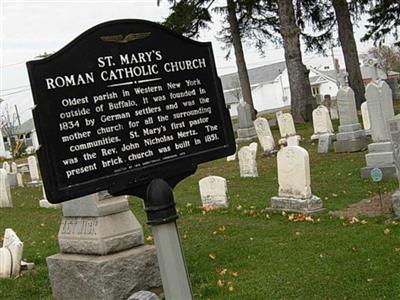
[2, 121, 400, 299]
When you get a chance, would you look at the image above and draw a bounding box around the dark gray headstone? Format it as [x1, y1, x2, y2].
[317, 134, 333, 153]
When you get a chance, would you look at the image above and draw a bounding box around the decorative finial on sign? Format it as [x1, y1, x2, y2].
[100, 32, 151, 43]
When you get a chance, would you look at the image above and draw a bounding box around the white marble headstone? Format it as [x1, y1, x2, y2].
[330, 100, 339, 120]
[198, 176, 229, 208]
[286, 136, 299, 146]
[16, 173, 23, 187]
[238, 146, 258, 177]
[366, 81, 394, 142]
[249, 142, 258, 158]
[11, 162, 18, 174]
[277, 146, 312, 199]
[361, 101, 371, 132]
[0, 247, 12, 278]
[39, 186, 61, 208]
[253, 117, 275, 151]
[0, 130, 6, 158]
[276, 111, 296, 138]
[2, 162, 10, 173]
[3, 228, 23, 277]
[28, 156, 40, 181]
[312, 105, 334, 137]
[0, 169, 12, 208]
[336, 87, 359, 126]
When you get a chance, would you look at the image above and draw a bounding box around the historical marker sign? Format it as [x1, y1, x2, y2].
[27, 19, 235, 203]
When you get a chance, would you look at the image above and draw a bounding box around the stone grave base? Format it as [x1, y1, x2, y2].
[361, 142, 396, 178]
[58, 210, 144, 255]
[268, 195, 325, 214]
[391, 190, 400, 219]
[334, 136, 368, 153]
[361, 165, 397, 178]
[26, 180, 42, 188]
[236, 127, 257, 143]
[47, 245, 162, 300]
[310, 132, 335, 141]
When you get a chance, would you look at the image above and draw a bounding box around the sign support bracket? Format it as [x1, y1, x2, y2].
[145, 178, 193, 300]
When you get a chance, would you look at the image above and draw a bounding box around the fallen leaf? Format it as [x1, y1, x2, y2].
[218, 225, 226, 233]
[384, 228, 390, 235]
[145, 235, 153, 242]
[209, 253, 216, 260]
[217, 279, 224, 287]
[230, 271, 238, 277]
[361, 220, 368, 224]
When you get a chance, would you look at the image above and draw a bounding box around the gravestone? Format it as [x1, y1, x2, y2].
[253, 117, 275, 153]
[11, 162, 18, 174]
[47, 192, 162, 299]
[318, 134, 333, 153]
[2, 162, 10, 173]
[276, 111, 297, 138]
[287, 136, 299, 147]
[238, 146, 258, 177]
[388, 115, 400, 217]
[3, 228, 23, 277]
[236, 102, 257, 143]
[40, 186, 61, 209]
[361, 81, 396, 178]
[226, 146, 237, 161]
[0, 247, 12, 278]
[361, 101, 371, 135]
[0, 131, 6, 158]
[269, 146, 324, 213]
[27, 155, 40, 184]
[311, 105, 334, 140]
[329, 100, 339, 120]
[0, 169, 12, 208]
[7, 173, 18, 188]
[16, 173, 24, 187]
[249, 142, 258, 158]
[198, 176, 229, 208]
[334, 86, 367, 152]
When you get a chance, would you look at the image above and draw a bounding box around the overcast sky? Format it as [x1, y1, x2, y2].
[0, 0, 381, 123]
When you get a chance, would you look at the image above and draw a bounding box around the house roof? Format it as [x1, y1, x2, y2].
[220, 61, 287, 105]
[2, 118, 35, 137]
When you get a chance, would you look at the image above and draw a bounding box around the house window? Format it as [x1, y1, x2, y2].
[311, 86, 320, 96]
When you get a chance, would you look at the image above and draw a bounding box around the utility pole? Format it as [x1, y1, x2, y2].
[14, 105, 21, 126]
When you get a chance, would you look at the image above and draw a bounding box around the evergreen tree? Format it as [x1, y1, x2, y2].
[362, 0, 400, 47]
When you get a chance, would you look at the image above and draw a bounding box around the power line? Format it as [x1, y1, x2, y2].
[0, 85, 30, 92]
[0, 61, 26, 68]
[0, 89, 31, 98]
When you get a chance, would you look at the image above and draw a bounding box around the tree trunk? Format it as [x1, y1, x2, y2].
[226, 0, 256, 120]
[332, 0, 365, 109]
[277, 0, 314, 123]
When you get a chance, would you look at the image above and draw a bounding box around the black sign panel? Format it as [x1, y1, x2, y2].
[27, 19, 235, 203]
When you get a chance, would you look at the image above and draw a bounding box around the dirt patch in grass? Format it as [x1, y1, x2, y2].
[333, 191, 395, 217]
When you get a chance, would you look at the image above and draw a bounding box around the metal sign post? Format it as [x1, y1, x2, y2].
[371, 167, 384, 213]
[145, 179, 192, 300]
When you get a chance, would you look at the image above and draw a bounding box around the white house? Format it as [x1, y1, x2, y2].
[221, 60, 396, 116]
[220, 61, 290, 116]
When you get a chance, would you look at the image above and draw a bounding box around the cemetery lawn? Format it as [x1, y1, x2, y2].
[2, 120, 400, 299]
